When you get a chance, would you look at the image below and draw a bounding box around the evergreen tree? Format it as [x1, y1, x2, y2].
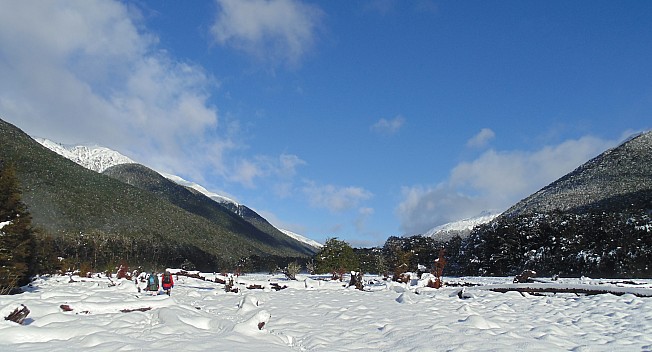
[0, 162, 35, 293]
[314, 238, 358, 275]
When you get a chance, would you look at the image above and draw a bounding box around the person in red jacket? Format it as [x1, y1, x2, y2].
[161, 270, 174, 296]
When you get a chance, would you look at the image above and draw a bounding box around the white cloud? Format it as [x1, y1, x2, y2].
[396, 135, 621, 235]
[466, 128, 495, 148]
[302, 182, 373, 213]
[210, 0, 323, 67]
[371, 115, 405, 135]
[278, 153, 307, 178]
[228, 153, 306, 188]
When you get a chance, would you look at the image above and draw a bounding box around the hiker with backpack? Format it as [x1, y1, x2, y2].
[146, 271, 159, 295]
[162, 270, 174, 296]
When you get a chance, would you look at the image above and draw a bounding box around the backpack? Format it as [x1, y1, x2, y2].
[163, 273, 171, 284]
[148, 275, 156, 286]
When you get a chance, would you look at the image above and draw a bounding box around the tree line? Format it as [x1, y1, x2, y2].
[311, 209, 652, 280]
[3, 159, 652, 295]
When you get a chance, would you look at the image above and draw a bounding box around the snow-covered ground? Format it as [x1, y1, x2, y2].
[2, 272, 652, 351]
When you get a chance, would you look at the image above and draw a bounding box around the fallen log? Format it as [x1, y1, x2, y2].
[270, 283, 287, 291]
[120, 307, 152, 313]
[482, 283, 652, 298]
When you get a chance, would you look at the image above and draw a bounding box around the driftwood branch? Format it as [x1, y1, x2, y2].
[4, 304, 30, 324]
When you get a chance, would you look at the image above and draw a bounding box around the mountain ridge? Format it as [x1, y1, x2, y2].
[449, 130, 652, 277]
[502, 131, 652, 217]
[34, 137, 320, 249]
[102, 163, 316, 255]
[0, 118, 315, 271]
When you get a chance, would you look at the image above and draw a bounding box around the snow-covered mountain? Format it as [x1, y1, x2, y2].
[34, 138, 321, 249]
[35, 138, 135, 173]
[161, 172, 240, 208]
[424, 211, 500, 242]
[279, 228, 323, 248]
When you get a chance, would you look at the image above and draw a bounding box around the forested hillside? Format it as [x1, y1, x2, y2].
[0, 118, 313, 272]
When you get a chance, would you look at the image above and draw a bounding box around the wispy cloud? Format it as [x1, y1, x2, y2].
[362, 0, 437, 16]
[371, 115, 405, 135]
[302, 182, 373, 213]
[229, 153, 306, 188]
[396, 134, 621, 235]
[466, 128, 495, 149]
[362, 0, 396, 16]
[210, 0, 324, 67]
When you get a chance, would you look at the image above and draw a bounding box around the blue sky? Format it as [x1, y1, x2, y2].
[0, 1, 650, 247]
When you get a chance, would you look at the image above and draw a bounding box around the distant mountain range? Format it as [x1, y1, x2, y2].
[35, 137, 321, 251]
[0, 118, 318, 271]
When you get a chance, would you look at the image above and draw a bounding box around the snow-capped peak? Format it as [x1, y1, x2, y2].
[424, 211, 501, 241]
[35, 138, 135, 173]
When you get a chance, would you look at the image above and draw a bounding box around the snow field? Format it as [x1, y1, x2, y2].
[1, 273, 652, 351]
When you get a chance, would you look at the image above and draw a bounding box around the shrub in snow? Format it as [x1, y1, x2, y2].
[305, 259, 316, 275]
[116, 264, 131, 280]
[283, 261, 301, 280]
[224, 276, 238, 293]
[513, 270, 537, 283]
[348, 271, 364, 290]
[180, 258, 196, 271]
[431, 248, 446, 289]
[394, 272, 411, 284]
